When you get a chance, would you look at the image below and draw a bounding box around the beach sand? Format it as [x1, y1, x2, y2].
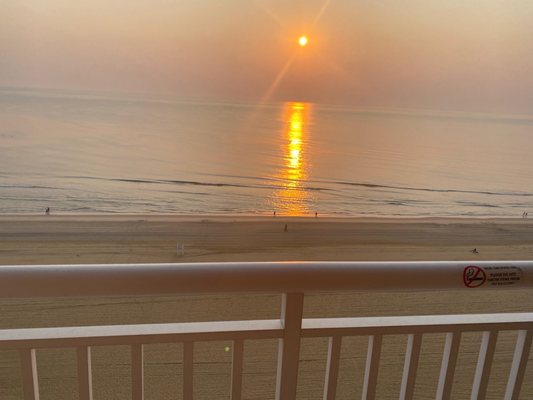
[0, 215, 532, 399]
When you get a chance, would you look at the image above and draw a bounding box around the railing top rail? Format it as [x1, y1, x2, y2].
[0, 261, 531, 298]
[1, 312, 532, 349]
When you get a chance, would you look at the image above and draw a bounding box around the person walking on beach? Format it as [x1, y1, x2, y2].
[45, 207, 50, 215]
[284, 224, 288, 232]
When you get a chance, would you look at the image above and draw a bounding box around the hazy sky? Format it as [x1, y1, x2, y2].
[2, 0, 533, 113]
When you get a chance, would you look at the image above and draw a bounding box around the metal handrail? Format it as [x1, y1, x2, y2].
[0, 261, 531, 297]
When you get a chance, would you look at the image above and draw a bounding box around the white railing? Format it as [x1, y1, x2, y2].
[0, 261, 532, 400]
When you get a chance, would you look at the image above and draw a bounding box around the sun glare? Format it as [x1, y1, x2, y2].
[298, 35, 308, 47]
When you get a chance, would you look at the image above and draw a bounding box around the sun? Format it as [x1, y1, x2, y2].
[298, 35, 308, 47]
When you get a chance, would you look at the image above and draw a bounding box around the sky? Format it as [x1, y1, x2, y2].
[1, 0, 533, 113]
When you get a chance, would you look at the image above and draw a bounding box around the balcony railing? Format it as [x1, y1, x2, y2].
[0, 261, 532, 400]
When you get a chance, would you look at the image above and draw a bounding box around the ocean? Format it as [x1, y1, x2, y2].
[1, 88, 533, 217]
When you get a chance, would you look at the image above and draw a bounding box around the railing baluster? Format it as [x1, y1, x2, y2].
[471, 330, 498, 400]
[183, 341, 194, 400]
[399, 333, 422, 400]
[436, 332, 461, 400]
[504, 329, 532, 400]
[231, 339, 244, 400]
[361, 334, 382, 400]
[323, 336, 342, 400]
[20, 349, 39, 400]
[275, 292, 304, 400]
[131, 344, 144, 400]
[77, 346, 93, 400]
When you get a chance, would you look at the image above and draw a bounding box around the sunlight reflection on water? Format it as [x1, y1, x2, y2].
[270, 102, 314, 216]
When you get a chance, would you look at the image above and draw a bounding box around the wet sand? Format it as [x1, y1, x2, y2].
[0, 215, 532, 399]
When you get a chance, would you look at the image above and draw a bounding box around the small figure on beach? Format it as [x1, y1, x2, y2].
[315, 212, 318, 218]
[470, 248, 479, 254]
[45, 207, 50, 215]
[284, 224, 288, 232]
[273, 211, 276, 217]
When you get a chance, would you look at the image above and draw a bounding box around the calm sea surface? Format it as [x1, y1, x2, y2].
[1, 88, 533, 217]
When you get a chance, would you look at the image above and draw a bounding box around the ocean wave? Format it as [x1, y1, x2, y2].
[326, 180, 533, 197]
[456, 201, 502, 208]
[61, 175, 331, 192]
[0, 184, 62, 190]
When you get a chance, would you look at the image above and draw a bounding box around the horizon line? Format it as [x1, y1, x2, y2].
[2, 85, 533, 124]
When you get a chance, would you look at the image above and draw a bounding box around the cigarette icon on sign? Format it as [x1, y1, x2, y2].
[463, 266, 486, 288]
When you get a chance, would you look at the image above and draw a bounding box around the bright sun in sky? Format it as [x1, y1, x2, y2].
[298, 36, 308, 47]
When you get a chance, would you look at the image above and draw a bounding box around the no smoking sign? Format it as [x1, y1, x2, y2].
[463, 265, 522, 288]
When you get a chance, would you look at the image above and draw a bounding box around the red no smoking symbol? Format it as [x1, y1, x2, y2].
[463, 266, 486, 288]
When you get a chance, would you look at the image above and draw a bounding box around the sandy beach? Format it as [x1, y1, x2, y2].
[2, 214, 533, 264]
[1, 215, 532, 399]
